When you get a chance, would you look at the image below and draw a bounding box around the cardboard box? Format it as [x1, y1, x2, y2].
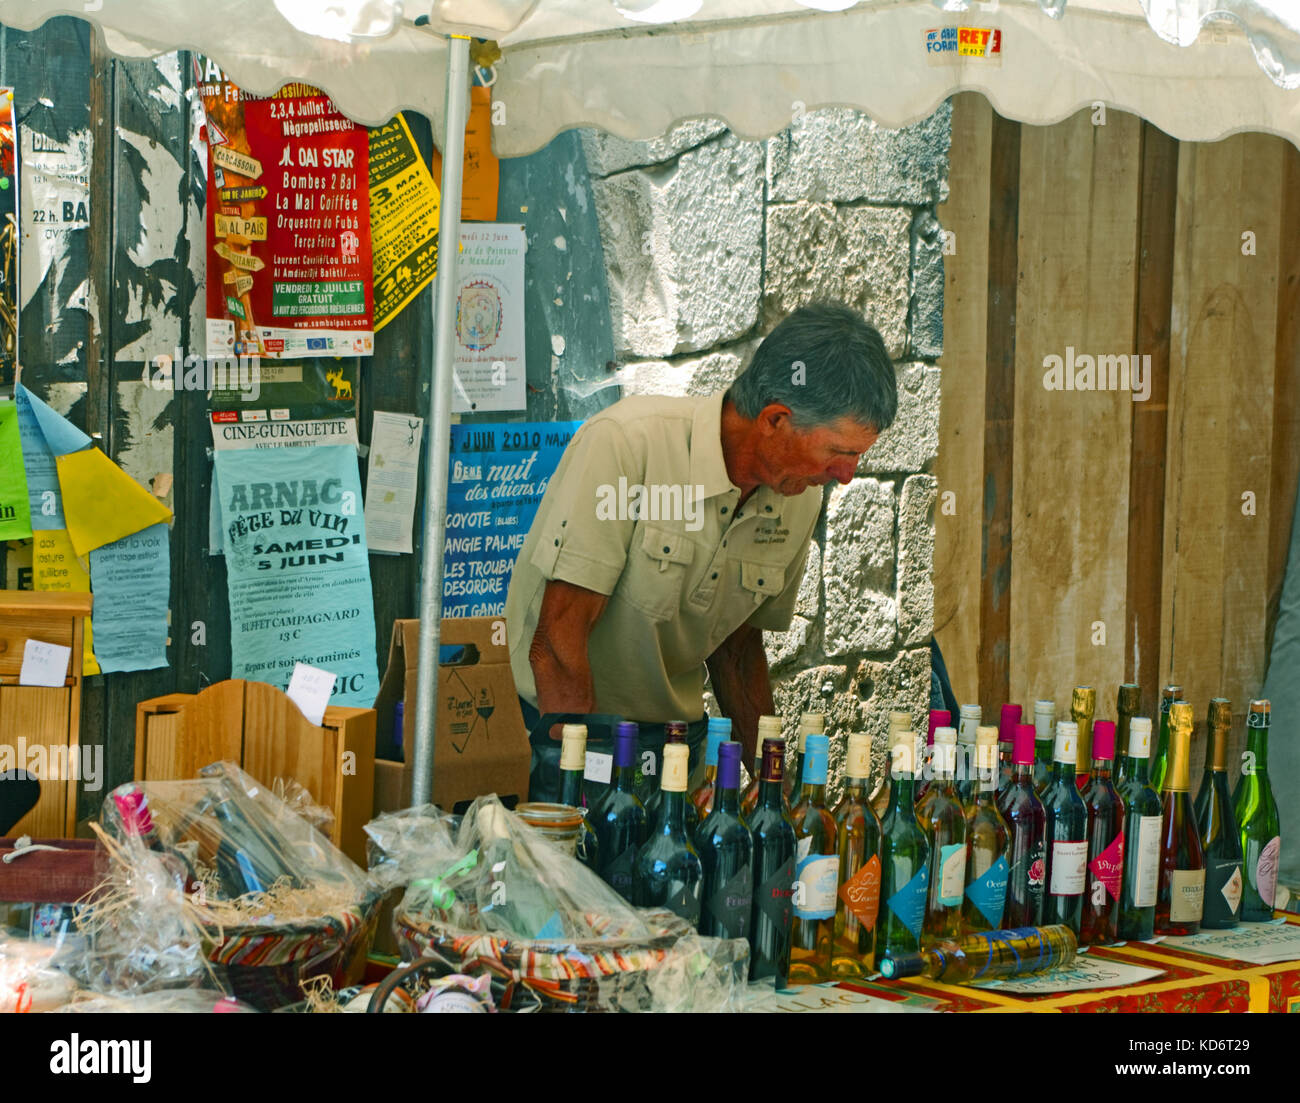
[371, 617, 529, 816]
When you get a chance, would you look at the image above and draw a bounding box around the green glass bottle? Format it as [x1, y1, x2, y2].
[633, 742, 702, 924]
[1070, 687, 1097, 789]
[1114, 683, 1141, 788]
[832, 732, 882, 978]
[1233, 700, 1281, 922]
[1195, 699, 1242, 930]
[1032, 699, 1056, 794]
[695, 741, 753, 940]
[644, 720, 690, 829]
[748, 737, 797, 985]
[1117, 717, 1162, 941]
[558, 723, 599, 871]
[1041, 721, 1087, 934]
[1151, 684, 1181, 792]
[878, 727, 931, 969]
[788, 733, 838, 984]
[594, 722, 647, 903]
[872, 711, 913, 820]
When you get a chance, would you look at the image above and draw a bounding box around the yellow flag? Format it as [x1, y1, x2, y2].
[56, 448, 173, 557]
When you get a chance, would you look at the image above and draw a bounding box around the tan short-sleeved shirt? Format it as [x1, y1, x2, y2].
[506, 391, 821, 722]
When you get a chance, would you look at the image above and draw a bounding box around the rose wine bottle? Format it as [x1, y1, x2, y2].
[558, 723, 599, 871]
[878, 727, 931, 969]
[1070, 686, 1097, 789]
[963, 726, 1010, 934]
[644, 720, 689, 828]
[741, 715, 784, 818]
[998, 722, 1046, 927]
[921, 726, 966, 945]
[832, 731, 882, 978]
[1151, 683, 1181, 792]
[879, 924, 1076, 984]
[695, 741, 753, 940]
[1041, 721, 1088, 934]
[1032, 700, 1056, 793]
[997, 704, 1022, 793]
[594, 722, 647, 902]
[788, 733, 838, 984]
[1195, 699, 1242, 929]
[1232, 699, 1281, 922]
[785, 712, 825, 802]
[748, 737, 797, 985]
[689, 716, 732, 823]
[1117, 717, 1162, 941]
[1079, 720, 1125, 946]
[1155, 702, 1205, 935]
[1114, 683, 1141, 788]
[872, 711, 915, 818]
[634, 743, 703, 924]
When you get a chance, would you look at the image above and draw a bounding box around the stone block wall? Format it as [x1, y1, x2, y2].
[581, 104, 950, 799]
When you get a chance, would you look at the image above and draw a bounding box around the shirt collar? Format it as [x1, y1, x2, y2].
[690, 390, 739, 502]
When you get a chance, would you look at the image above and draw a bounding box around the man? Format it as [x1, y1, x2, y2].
[506, 302, 898, 802]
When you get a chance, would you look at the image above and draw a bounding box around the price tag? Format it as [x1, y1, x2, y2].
[584, 751, 613, 784]
[286, 662, 337, 726]
[19, 639, 71, 687]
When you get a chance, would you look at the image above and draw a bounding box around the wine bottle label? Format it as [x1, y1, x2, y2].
[839, 853, 881, 930]
[1169, 868, 1206, 923]
[1088, 833, 1125, 902]
[938, 843, 966, 906]
[708, 866, 752, 939]
[757, 858, 795, 935]
[584, 752, 613, 784]
[793, 854, 838, 919]
[885, 863, 928, 940]
[603, 844, 636, 898]
[1132, 815, 1162, 907]
[1256, 837, 1280, 908]
[1049, 840, 1087, 896]
[965, 855, 1009, 929]
[1205, 858, 1243, 919]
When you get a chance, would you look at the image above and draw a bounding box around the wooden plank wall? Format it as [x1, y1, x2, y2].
[936, 92, 1300, 775]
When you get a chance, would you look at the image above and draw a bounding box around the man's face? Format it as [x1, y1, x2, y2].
[755, 406, 879, 495]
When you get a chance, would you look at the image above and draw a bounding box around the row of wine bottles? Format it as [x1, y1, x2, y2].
[556, 689, 1280, 985]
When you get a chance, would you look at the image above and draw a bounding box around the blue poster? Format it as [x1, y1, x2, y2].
[15, 382, 92, 530]
[443, 420, 581, 618]
[215, 444, 379, 707]
[89, 523, 170, 673]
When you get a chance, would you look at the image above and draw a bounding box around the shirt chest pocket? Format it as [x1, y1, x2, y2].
[619, 524, 695, 622]
[739, 560, 786, 606]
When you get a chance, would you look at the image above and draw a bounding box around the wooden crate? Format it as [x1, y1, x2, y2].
[134, 679, 375, 864]
[0, 590, 93, 839]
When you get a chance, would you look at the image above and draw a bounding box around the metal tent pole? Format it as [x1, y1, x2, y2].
[411, 33, 471, 806]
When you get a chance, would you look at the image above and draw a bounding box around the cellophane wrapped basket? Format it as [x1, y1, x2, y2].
[81, 762, 380, 1011]
[369, 796, 748, 1012]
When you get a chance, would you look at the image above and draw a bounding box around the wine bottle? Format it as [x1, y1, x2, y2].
[921, 727, 966, 945]
[998, 704, 1022, 792]
[594, 722, 648, 903]
[999, 722, 1047, 927]
[921, 708, 953, 806]
[832, 731, 882, 978]
[878, 727, 931, 968]
[788, 733, 838, 984]
[644, 720, 689, 827]
[879, 924, 1077, 984]
[1041, 721, 1088, 934]
[1117, 717, 1162, 941]
[558, 723, 599, 871]
[741, 715, 785, 818]
[1079, 720, 1125, 946]
[929, 704, 978, 807]
[963, 726, 1010, 934]
[110, 786, 198, 893]
[1155, 702, 1205, 935]
[696, 741, 753, 940]
[1151, 684, 1181, 792]
[785, 711, 825, 801]
[1233, 699, 1281, 922]
[954, 718, 979, 808]
[748, 737, 797, 985]
[633, 742, 703, 924]
[1195, 699, 1242, 930]
[871, 711, 913, 819]
[1114, 683, 1141, 788]
[1071, 686, 1097, 788]
[1032, 700, 1056, 793]
[689, 716, 733, 824]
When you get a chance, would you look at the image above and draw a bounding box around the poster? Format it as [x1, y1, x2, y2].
[0, 88, 17, 386]
[0, 399, 32, 540]
[369, 114, 440, 331]
[197, 58, 374, 360]
[364, 411, 423, 554]
[32, 528, 99, 676]
[1164, 920, 1300, 965]
[452, 224, 526, 413]
[430, 85, 499, 222]
[444, 420, 581, 617]
[215, 445, 379, 707]
[15, 381, 90, 529]
[976, 955, 1164, 994]
[88, 523, 170, 674]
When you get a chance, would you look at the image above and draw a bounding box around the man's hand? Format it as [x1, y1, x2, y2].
[705, 622, 776, 767]
[529, 579, 609, 740]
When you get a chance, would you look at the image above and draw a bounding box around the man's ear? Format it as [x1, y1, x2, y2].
[758, 403, 793, 434]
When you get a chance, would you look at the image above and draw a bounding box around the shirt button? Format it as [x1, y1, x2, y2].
[720, 506, 728, 515]
[765, 505, 772, 512]
[561, 520, 567, 527]
[554, 539, 559, 546]
[758, 578, 765, 586]
[711, 572, 718, 580]
[662, 545, 670, 553]
[722, 540, 727, 548]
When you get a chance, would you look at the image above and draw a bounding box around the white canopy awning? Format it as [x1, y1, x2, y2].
[1, 1, 1297, 153]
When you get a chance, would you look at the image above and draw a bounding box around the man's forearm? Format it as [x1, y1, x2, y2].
[530, 634, 598, 719]
[706, 624, 776, 766]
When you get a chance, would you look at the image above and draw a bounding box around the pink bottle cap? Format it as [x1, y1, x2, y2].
[999, 704, 1022, 743]
[1092, 720, 1116, 762]
[927, 709, 950, 747]
[1012, 722, 1037, 765]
